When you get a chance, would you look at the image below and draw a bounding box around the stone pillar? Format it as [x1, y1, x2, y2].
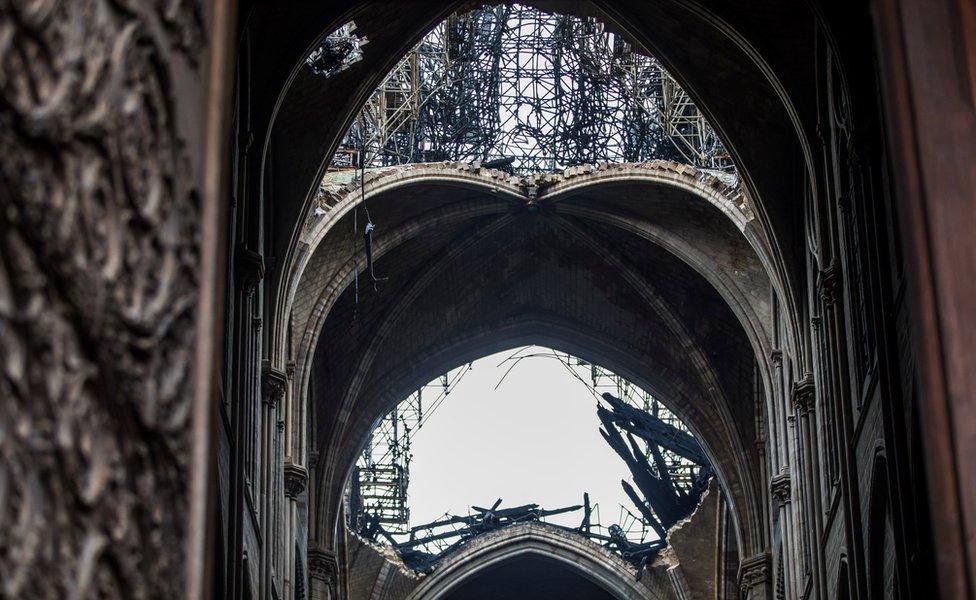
[284, 463, 309, 599]
[229, 246, 265, 600]
[261, 364, 287, 596]
[770, 350, 786, 474]
[279, 357, 307, 600]
[771, 471, 794, 600]
[818, 264, 845, 493]
[739, 554, 771, 600]
[819, 264, 868, 597]
[308, 549, 338, 600]
[793, 376, 826, 599]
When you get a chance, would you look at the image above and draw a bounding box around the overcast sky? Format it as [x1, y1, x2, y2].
[404, 346, 644, 536]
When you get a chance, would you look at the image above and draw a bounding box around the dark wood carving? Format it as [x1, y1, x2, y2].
[0, 1, 205, 597]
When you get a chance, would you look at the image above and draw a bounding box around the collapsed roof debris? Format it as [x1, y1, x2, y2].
[598, 392, 712, 540]
[357, 499, 585, 573]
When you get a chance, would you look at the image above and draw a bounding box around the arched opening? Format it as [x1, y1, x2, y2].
[212, 0, 951, 598]
[836, 558, 852, 600]
[406, 522, 660, 600]
[344, 347, 712, 576]
[282, 5, 782, 596]
[439, 553, 617, 600]
[4, 0, 970, 596]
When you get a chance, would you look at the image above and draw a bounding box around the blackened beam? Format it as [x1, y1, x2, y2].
[393, 503, 583, 549]
[598, 405, 705, 531]
[600, 392, 708, 465]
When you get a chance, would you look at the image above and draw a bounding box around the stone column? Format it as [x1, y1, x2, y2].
[739, 553, 771, 600]
[770, 350, 786, 474]
[308, 549, 338, 600]
[819, 263, 869, 597]
[284, 463, 309, 599]
[261, 364, 287, 596]
[279, 357, 307, 600]
[771, 471, 794, 599]
[229, 246, 265, 600]
[818, 264, 845, 493]
[793, 376, 826, 599]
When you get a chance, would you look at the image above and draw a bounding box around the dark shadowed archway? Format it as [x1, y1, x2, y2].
[406, 523, 662, 600]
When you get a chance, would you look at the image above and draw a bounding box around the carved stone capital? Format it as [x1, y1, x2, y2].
[261, 363, 288, 409]
[770, 471, 792, 506]
[739, 554, 770, 598]
[235, 245, 265, 293]
[308, 549, 338, 584]
[791, 375, 816, 416]
[284, 462, 309, 499]
[811, 315, 823, 331]
[818, 264, 842, 306]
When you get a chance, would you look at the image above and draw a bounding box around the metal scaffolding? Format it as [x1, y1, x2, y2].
[316, 4, 735, 177]
[346, 371, 463, 536]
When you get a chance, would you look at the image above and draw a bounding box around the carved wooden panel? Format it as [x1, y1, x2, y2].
[0, 1, 206, 596]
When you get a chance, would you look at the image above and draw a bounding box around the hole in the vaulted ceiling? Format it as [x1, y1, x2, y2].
[344, 345, 712, 575]
[310, 4, 738, 182]
[306, 21, 367, 79]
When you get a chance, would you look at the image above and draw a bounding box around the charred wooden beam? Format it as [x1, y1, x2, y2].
[600, 392, 708, 465]
[598, 393, 712, 534]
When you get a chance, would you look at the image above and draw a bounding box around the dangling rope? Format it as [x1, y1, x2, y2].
[359, 116, 387, 292]
[353, 194, 360, 312]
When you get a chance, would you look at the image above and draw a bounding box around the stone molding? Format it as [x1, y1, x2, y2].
[770, 471, 792, 506]
[404, 521, 653, 600]
[284, 462, 309, 499]
[791, 375, 816, 416]
[262, 363, 288, 409]
[235, 244, 265, 293]
[818, 264, 842, 306]
[307, 549, 338, 584]
[739, 553, 770, 598]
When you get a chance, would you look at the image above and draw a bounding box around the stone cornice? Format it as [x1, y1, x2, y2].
[307, 549, 338, 584]
[284, 462, 308, 499]
[261, 362, 288, 409]
[739, 553, 770, 598]
[235, 244, 265, 293]
[791, 375, 816, 416]
[770, 471, 792, 505]
[818, 263, 842, 306]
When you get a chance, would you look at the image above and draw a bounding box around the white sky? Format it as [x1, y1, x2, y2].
[404, 346, 641, 534]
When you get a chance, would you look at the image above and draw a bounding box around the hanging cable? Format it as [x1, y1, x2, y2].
[353, 193, 360, 312]
[359, 115, 387, 292]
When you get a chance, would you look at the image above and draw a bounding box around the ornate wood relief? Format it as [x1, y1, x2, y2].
[0, 1, 205, 596]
